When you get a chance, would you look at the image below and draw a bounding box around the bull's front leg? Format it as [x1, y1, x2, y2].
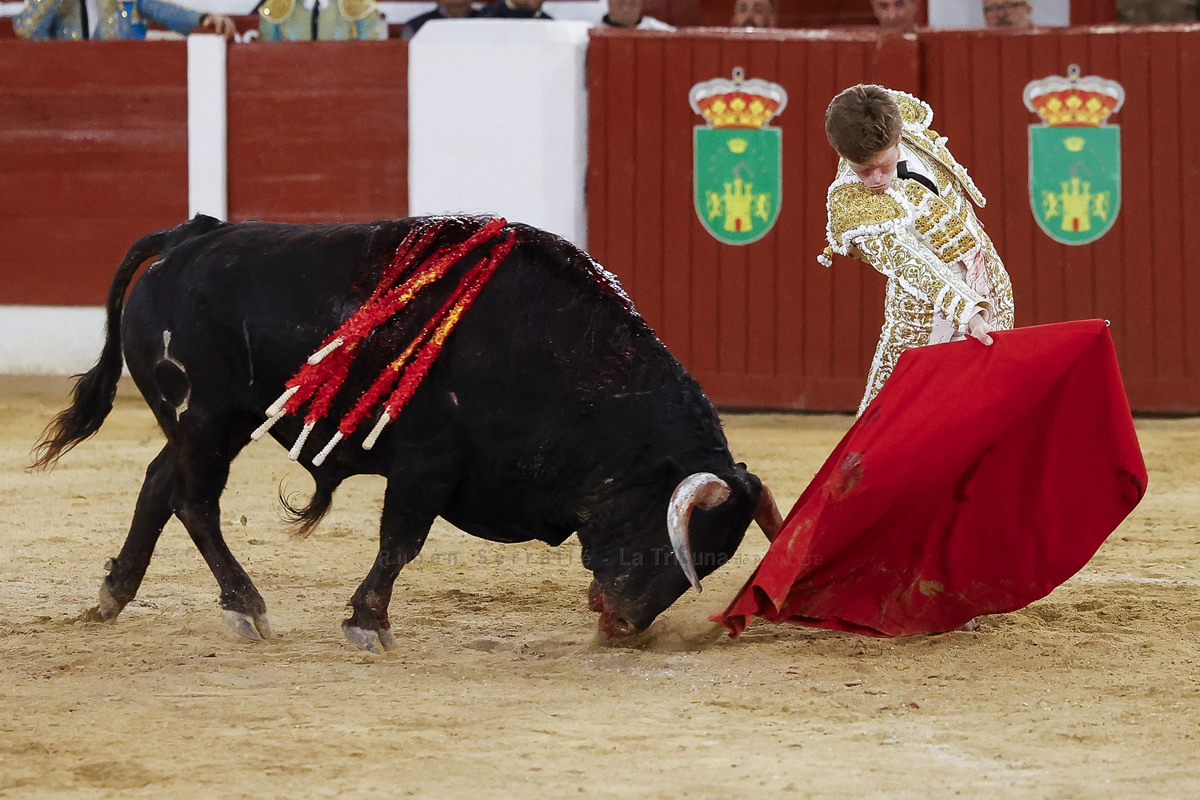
[342, 476, 436, 653]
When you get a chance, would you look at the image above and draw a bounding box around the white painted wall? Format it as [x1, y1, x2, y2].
[187, 34, 227, 220]
[0, 307, 108, 375]
[928, 0, 1070, 28]
[408, 19, 591, 248]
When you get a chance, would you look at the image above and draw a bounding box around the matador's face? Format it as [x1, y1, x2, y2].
[847, 144, 901, 195]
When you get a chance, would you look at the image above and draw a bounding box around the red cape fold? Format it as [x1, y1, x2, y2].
[715, 320, 1147, 638]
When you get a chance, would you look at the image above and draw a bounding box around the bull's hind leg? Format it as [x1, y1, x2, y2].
[342, 471, 446, 653]
[86, 441, 268, 641]
[172, 453, 272, 641]
[84, 446, 176, 622]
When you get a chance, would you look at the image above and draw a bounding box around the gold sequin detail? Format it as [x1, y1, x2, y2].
[893, 93, 934, 128]
[339, 0, 378, 22]
[259, 0, 295, 22]
[829, 182, 904, 244]
[901, 181, 977, 267]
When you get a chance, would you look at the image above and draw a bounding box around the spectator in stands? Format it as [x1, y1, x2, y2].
[600, 0, 674, 30]
[258, 0, 386, 40]
[730, 0, 774, 28]
[984, 0, 1033, 27]
[1116, 0, 1199, 22]
[478, 0, 552, 19]
[14, 0, 236, 39]
[871, 0, 921, 32]
[401, 0, 478, 39]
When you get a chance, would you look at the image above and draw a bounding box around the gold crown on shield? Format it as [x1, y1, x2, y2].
[689, 68, 788, 129]
[1023, 64, 1125, 127]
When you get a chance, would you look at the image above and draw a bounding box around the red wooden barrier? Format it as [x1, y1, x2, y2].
[0, 41, 189, 306]
[227, 41, 408, 224]
[1071, 0, 1119, 25]
[0, 40, 410, 307]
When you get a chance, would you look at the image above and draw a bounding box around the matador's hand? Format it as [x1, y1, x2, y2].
[200, 14, 237, 40]
[966, 311, 995, 346]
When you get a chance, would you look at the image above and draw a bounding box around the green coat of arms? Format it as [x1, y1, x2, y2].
[1024, 65, 1125, 246]
[690, 68, 787, 246]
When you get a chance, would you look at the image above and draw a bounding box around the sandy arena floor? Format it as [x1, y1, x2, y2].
[0, 376, 1197, 799]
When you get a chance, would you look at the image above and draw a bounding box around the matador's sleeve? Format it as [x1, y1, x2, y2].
[135, 0, 204, 35]
[14, 0, 70, 39]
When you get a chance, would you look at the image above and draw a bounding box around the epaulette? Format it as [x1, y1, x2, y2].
[339, 0, 378, 22]
[258, 0, 295, 24]
[821, 177, 905, 266]
[892, 90, 934, 129]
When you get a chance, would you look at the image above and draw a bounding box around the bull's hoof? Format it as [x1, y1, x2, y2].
[223, 609, 273, 641]
[81, 579, 125, 623]
[81, 605, 114, 624]
[342, 622, 395, 654]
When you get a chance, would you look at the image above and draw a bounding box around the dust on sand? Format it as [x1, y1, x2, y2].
[1, 377, 1197, 798]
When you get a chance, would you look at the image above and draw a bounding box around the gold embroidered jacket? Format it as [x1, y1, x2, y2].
[820, 88, 1015, 416]
[258, 0, 384, 41]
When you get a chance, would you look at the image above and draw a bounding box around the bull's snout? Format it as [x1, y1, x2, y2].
[587, 578, 643, 640]
[598, 611, 637, 639]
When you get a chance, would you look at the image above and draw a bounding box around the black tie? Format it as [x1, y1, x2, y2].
[897, 160, 938, 195]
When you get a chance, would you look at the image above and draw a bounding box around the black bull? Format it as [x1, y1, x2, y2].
[33, 215, 781, 651]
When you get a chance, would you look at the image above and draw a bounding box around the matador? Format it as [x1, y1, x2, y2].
[820, 86, 1015, 416]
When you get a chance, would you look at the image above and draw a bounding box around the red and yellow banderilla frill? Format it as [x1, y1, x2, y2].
[252, 217, 516, 465]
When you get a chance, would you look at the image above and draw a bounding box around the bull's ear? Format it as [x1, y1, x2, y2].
[729, 466, 779, 541]
[638, 455, 686, 489]
[652, 456, 685, 484]
[623, 456, 682, 490]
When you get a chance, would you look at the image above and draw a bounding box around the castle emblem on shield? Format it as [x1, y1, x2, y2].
[690, 68, 787, 246]
[1024, 65, 1125, 245]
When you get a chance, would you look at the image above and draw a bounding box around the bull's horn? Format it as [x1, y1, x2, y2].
[667, 472, 731, 593]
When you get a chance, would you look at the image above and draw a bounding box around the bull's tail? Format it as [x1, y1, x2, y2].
[29, 215, 225, 470]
